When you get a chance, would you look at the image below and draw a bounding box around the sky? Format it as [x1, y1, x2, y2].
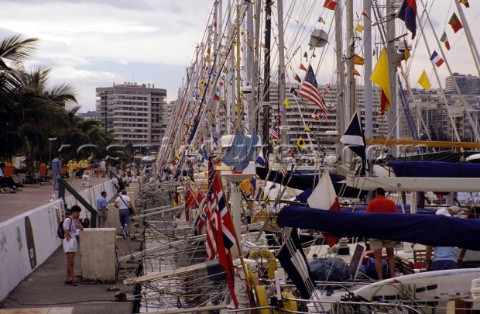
[0, 0, 213, 112]
[0, 1, 479, 114]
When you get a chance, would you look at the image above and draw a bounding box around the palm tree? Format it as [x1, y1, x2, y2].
[0, 35, 38, 160]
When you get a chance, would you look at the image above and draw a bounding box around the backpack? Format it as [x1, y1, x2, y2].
[57, 217, 72, 239]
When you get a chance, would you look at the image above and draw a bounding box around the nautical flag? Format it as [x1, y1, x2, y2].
[355, 23, 364, 33]
[353, 54, 365, 65]
[213, 94, 220, 101]
[296, 137, 306, 149]
[340, 111, 367, 175]
[404, 39, 411, 61]
[294, 74, 301, 82]
[397, 0, 417, 39]
[303, 51, 308, 59]
[449, 13, 463, 33]
[304, 124, 311, 132]
[370, 47, 391, 115]
[418, 70, 431, 91]
[307, 171, 341, 246]
[276, 229, 316, 299]
[299, 63, 307, 71]
[323, 0, 337, 10]
[460, 0, 470, 8]
[193, 210, 206, 236]
[440, 32, 451, 51]
[284, 98, 291, 107]
[269, 123, 280, 141]
[318, 17, 326, 24]
[299, 65, 327, 117]
[353, 68, 361, 76]
[256, 150, 266, 167]
[362, 11, 370, 20]
[311, 110, 320, 121]
[289, 87, 298, 96]
[430, 51, 444, 67]
[206, 158, 238, 308]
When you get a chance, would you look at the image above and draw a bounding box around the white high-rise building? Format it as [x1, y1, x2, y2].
[96, 82, 168, 150]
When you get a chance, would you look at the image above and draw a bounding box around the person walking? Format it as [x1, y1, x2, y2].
[63, 205, 84, 286]
[115, 190, 135, 237]
[366, 187, 397, 280]
[52, 155, 62, 192]
[96, 191, 108, 228]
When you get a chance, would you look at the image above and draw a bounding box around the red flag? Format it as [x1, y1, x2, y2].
[294, 74, 301, 83]
[299, 63, 307, 71]
[440, 32, 450, 51]
[311, 110, 320, 121]
[449, 13, 463, 33]
[206, 158, 238, 308]
[323, 0, 337, 10]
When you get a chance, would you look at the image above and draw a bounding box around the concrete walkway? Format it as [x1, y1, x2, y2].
[0, 177, 143, 314]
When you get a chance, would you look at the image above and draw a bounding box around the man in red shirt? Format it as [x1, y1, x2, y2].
[367, 187, 397, 279]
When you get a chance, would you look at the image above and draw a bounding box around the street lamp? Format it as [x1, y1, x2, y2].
[48, 137, 57, 163]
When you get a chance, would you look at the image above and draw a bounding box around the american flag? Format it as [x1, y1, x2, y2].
[205, 158, 239, 308]
[299, 65, 328, 119]
[269, 123, 280, 141]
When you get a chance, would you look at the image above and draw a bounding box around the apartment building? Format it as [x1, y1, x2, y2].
[96, 82, 168, 150]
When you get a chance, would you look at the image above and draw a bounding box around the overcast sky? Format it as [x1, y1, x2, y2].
[0, 0, 213, 112]
[0, 1, 479, 113]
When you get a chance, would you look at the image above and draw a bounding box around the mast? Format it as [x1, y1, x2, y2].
[277, 0, 287, 147]
[363, 0, 373, 140]
[345, 0, 355, 122]
[262, 0, 272, 160]
[335, 0, 345, 159]
[386, 0, 398, 155]
[215, 0, 222, 135]
[454, 0, 480, 76]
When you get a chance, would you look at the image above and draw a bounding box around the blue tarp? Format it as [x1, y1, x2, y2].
[389, 161, 480, 178]
[277, 205, 480, 251]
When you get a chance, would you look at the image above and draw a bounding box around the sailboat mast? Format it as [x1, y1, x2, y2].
[262, 0, 272, 159]
[277, 0, 287, 147]
[236, 4, 242, 130]
[335, 0, 345, 157]
[386, 0, 398, 155]
[345, 0, 355, 122]
[454, 0, 480, 76]
[363, 0, 373, 139]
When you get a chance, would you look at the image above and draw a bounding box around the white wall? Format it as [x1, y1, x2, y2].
[0, 179, 118, 301]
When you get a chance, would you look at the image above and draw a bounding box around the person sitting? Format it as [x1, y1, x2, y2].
[0, 162, 16, 193]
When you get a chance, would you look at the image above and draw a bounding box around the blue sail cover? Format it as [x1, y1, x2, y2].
[277, 205, 480, 251]
[389, 161, 480, 178]
[222, 130, 259, 171]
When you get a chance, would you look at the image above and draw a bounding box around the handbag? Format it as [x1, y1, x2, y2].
[119, 196, 134, 215]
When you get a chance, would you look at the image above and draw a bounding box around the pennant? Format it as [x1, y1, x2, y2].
[355, 23, 364, 33]
[213, 94, 220, 101]
[417, 70, 431, 91]
[175, 151, 180, 159]
[353, 68, 361, 76]
[256, 150, 266, 167]
[370, 47, 390, 115]
[318, 17, 326, 24]
[307, 171, 341, 246]
[289, 87, 298, 96]
[449, 13, 463, 33]
[430, 50, 444, 67]
[294, 74, 301, 83]
[340, 111, 367, 175]
[404, 40, 411, 61]
[362, 11, 370, 20]
[299, 63, 307, 71]
[311, 110, 320, 121]
[460, 0, 469, 8]
[303, 51, 308, 59]
[397, 0, 417, 39]
[353, 55, 365, 65]
[284, 98, 291, 107]
[296, 137, 306, 149]
[440, 32, 451, 51]
[276, 229, 316, 299]
[304, 124, 311, 132]
[323, 0, 337, 10]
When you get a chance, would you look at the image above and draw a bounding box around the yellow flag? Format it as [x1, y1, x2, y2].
[418, 70, 431, 90]
[305, 124, 310, 132]
[175, 151, 180, 159]
[404, 40, 410, 61]
[284, 98, 290, 107]
[370, 47, 391, 114]
[297, 137, 305, 149]
[355, 23, 364, 33]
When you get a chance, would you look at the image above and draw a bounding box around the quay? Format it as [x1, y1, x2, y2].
[0, 177, 143, 314]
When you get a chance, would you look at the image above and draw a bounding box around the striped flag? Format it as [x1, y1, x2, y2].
[430, 51, 444, 67]
[269, 123, 280, 141]
[206, 158, 238, 308]
[299, 65, 328, 119]
[440, 32, 450, 51]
